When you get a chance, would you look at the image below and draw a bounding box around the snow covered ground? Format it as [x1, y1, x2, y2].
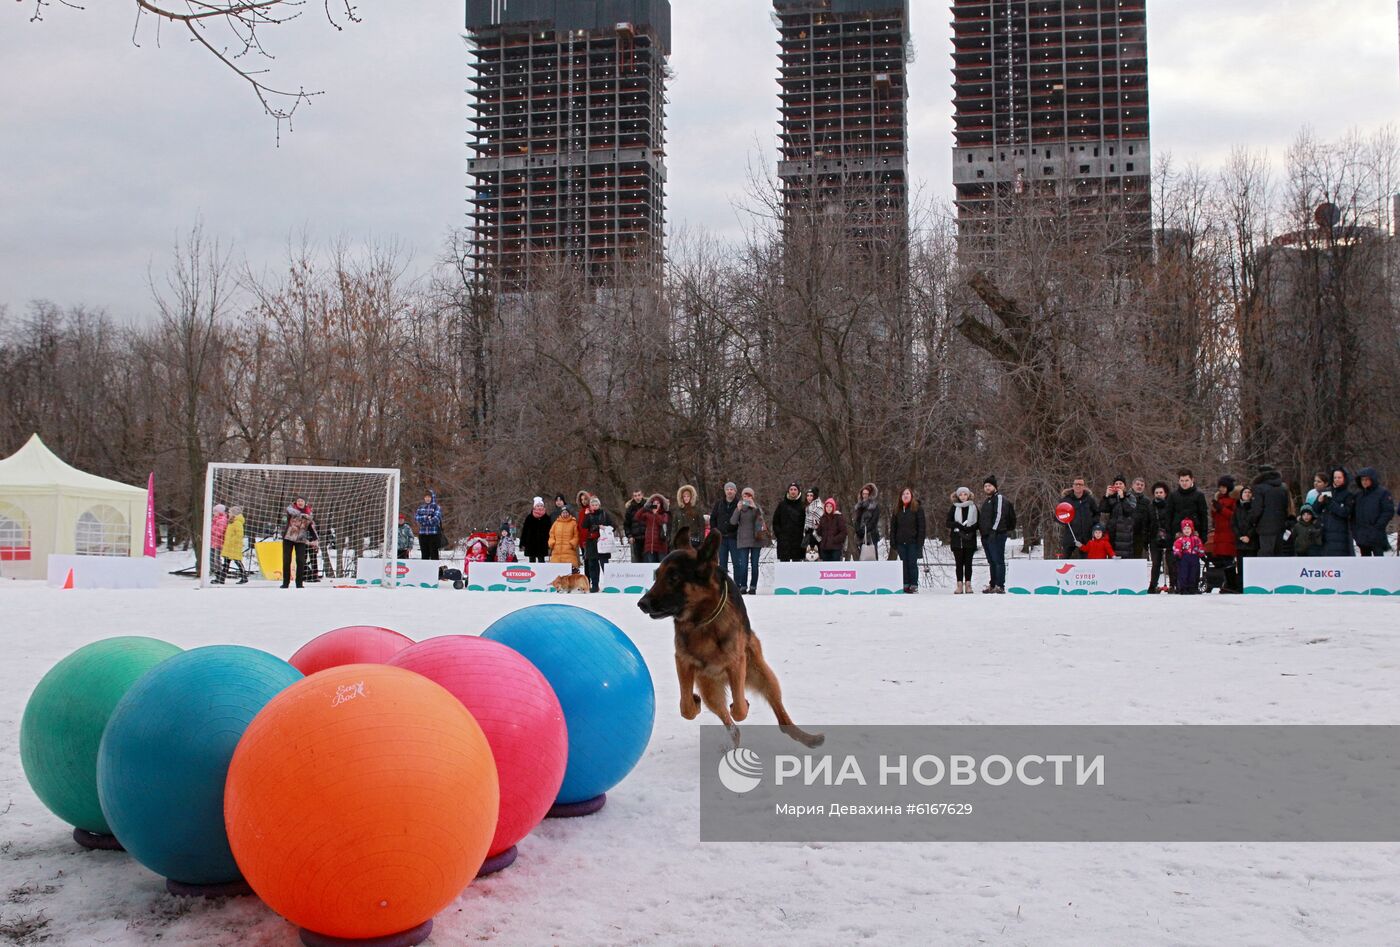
[1, 581, 1397, 946]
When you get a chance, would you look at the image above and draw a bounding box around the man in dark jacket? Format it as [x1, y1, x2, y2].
[1059, 477, 1099, 558]
[772, 482, 807, 562]
[1249, 466, 1290, 557]
[709, 481, 741, 579]
[1317, 467, 1356, 556]
[1352, 467, 1395, 556]
[1165, 469, 1209, 584]
[624, 489, 648, 563]
[1144, 482, 1174, 592]
[979, 475, 1015, 593]
[1101, 474, 1138, 559]
[1130, 477, 1150, 558]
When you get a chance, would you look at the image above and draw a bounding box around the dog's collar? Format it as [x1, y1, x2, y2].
[694, 582, 729, 628]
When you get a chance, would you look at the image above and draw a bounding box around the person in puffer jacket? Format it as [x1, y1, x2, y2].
[415, 489, 443, 560]
[396, 514, 415, 559]
[1101, 475, 1138, 559]
[817, 498, 847, 561]
[1292, 505, 1322, 557]
[1249, 466, 1291, 556]
[635, 493, 671, 563]
[1351, 467, 1395, 556]
[674, 484, 706, 548]
[209, 503, 229, 578]
[1316, 467, 1356, 556]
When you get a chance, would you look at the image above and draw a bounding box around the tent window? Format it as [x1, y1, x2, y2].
[75, 504, 130, 556]
[0, 502, 31, 561]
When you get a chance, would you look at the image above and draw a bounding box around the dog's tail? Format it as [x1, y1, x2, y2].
[746, 636, 825, 748]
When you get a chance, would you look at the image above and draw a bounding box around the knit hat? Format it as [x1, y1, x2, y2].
[983, 474, 998, 488]
[398, 512, 407, 521]
[213, 503, 226, 514]
[1112, 474, 1126, 486]
[1092, 522, 1106, 534]
[955, 486, 972, 498]
[824, 497, 837, 511]
[724, 481, 737, 492]
[788, 481, 801, 491]
[532, 496, 544, 507]
[1217, 475, 1236, 491]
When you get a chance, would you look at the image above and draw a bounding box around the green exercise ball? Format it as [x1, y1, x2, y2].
[20, 637, 182, 841]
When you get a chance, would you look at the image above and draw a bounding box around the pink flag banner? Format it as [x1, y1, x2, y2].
[143, 472, 158, 557]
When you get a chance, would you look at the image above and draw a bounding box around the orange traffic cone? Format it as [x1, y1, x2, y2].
[62, 568, 75, 590]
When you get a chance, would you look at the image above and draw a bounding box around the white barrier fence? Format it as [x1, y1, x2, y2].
[1243, 557, 1400, 595]
[1007, 559, 1148, 596]
[773, 562, 904, 595]
[353, 558, 442, 589]
[47, 554, 161, 589]
[467, 561, 578, 592]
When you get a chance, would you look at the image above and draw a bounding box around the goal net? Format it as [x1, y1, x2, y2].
[201, 463, 401, 588]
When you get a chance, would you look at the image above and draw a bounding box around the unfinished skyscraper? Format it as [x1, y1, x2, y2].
[951, 0, 1150, 249]
[465, 0, 671, 288]
[774, 0, 910, 255]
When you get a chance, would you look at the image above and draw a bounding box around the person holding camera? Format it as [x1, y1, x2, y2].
[635, 492, 671, 564]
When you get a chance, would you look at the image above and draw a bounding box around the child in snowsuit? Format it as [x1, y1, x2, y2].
[396, 514, 415, 559]
[209, 504, 229, 579]
[1081, 523, 1116, 560]
[1173, 519, 1205, 594]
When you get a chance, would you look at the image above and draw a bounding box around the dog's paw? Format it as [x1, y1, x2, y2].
[680, 693, 701, 720]
[730, 698, 750, 722]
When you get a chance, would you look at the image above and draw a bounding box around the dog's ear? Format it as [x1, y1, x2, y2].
[697, 528, 721, 564]
[671, 525, 691, 551]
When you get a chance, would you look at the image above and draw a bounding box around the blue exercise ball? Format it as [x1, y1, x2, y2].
[97, 645, 303, 888]
[482, 605, 654, 805]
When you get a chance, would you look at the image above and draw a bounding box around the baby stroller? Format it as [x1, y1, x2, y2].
[1201, 554, 1239, 594]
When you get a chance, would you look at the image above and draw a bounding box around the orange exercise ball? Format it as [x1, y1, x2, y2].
[224, 664, 498, 944]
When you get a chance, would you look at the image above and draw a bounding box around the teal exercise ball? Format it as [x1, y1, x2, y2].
[482, 605, 653, 806]
[97, 646, 303, 888]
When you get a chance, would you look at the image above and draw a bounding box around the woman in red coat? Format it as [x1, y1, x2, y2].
[1208, 475, 1241, 593]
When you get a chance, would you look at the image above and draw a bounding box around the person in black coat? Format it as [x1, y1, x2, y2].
[1316, 467, 1356, 556]
[979, 475, 1015, 593]
[623, 490, 648, 563]
[1351, 467, 1395, 556]
[1249, 467, 1290, 557]
[1143, 482, 1174, 592]
[1165, 469, 1210, 540]
[1232, 487, 1257, 560]
[772, 482, 808, 562]
[1101, 474, 1138, 559]
[947, 487, 980, 593]
[1058, 477, 1099, 558]
[519, 498, 553, 563]
[888, 487, 926, 594]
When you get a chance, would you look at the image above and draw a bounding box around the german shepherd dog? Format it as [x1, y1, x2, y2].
[637, 527, 823, 748]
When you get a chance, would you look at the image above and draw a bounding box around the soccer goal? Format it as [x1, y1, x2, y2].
[200, 463, 401, 588]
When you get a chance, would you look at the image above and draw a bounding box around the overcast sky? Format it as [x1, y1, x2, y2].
[1, 0, 1396, 321]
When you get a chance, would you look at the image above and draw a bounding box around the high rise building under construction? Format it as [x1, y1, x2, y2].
[465, 0, 671, 288]
[950, 0, 1150, 249]
[774, 0, 910, 255]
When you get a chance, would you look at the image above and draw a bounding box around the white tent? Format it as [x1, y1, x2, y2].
[0, 434, 148, 580]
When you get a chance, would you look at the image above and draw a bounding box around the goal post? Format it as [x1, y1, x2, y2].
[200, 463, 401, 588]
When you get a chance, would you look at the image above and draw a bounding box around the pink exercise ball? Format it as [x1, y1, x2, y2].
[289, 626, 414, 676]
[388, 635, 566, 865]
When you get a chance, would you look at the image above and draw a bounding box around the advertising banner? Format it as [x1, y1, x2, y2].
[1243, 557, 1399, 595]
[597, 561, 658, 594]
[354, 558, 441, 589]
[772, 562, 904, 595]
[47, 554, 161, 589]
[468, 561, 576, 592]
[1007, 559, 1148, 595]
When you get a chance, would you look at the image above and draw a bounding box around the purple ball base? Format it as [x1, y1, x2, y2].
[476, 845, 517, 877]
[166, 878, 253, 898]
[546, 793, 606, 819]
[299, 919, 433, 947]
[73, 828, 124, 851]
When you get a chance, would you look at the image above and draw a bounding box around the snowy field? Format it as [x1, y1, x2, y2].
[1, 582, 1398, 946]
